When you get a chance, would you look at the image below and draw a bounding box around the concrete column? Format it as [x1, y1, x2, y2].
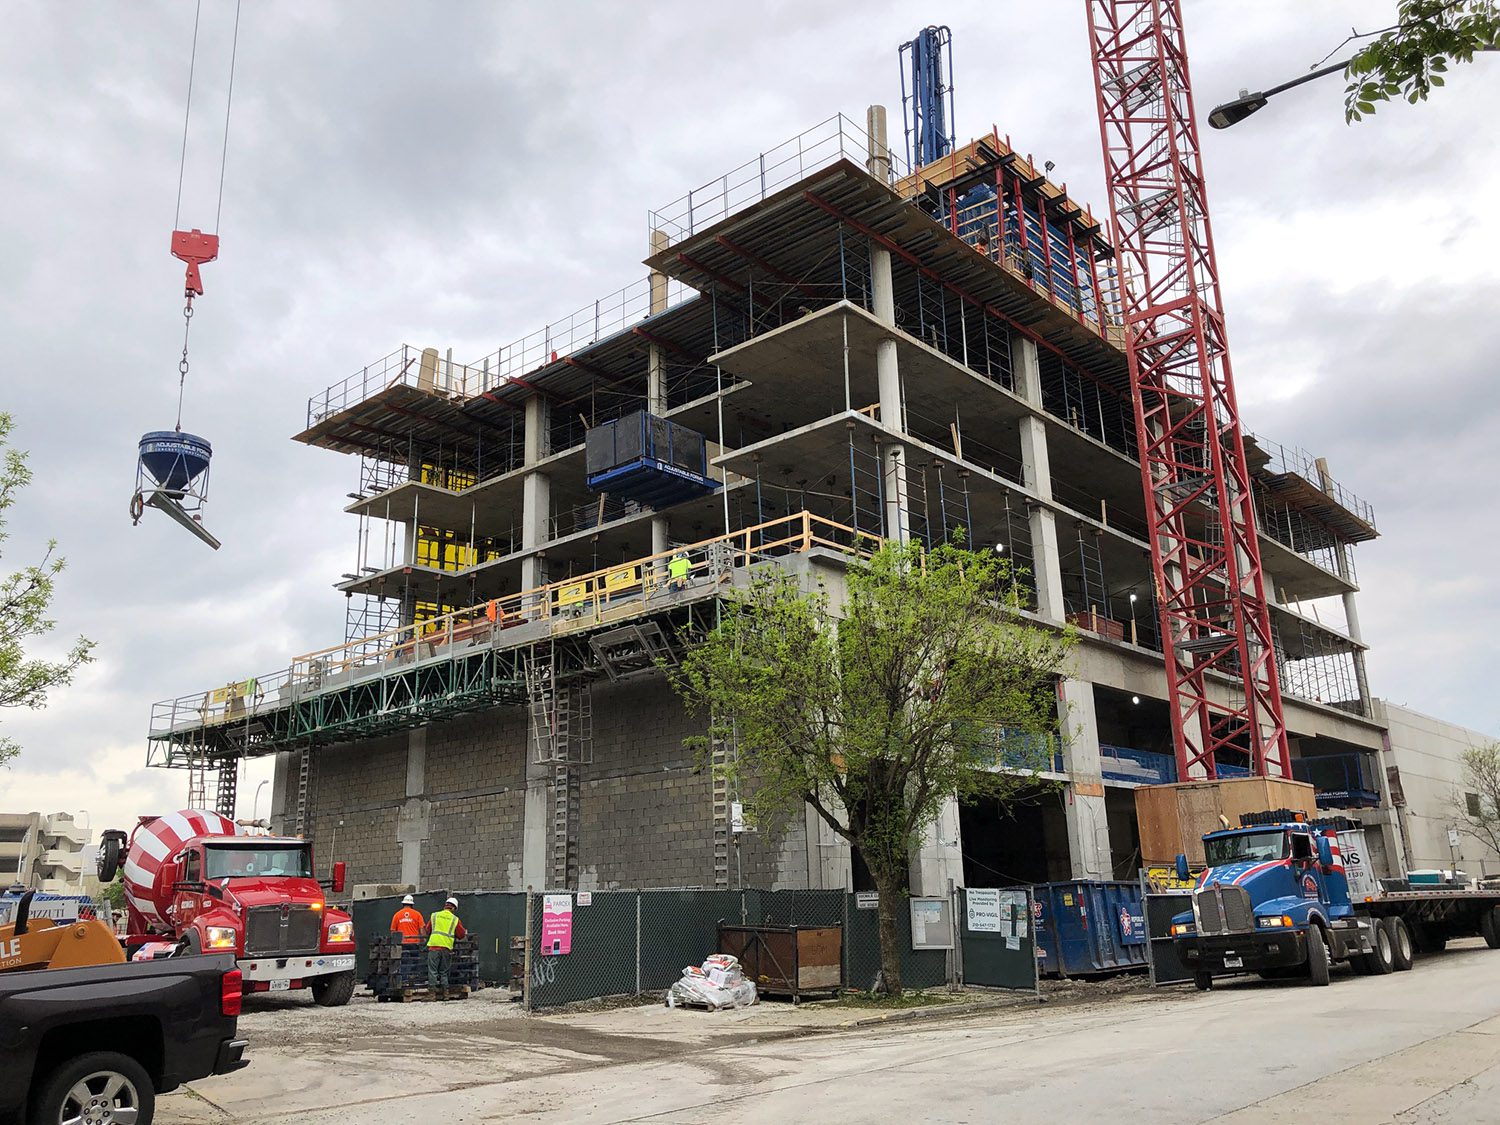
[522, 394, 551, 593]
[268, 751, 292, 835]
[396, 726, 431, 888]
[1013, 339, 1067, 623]
[909, 797, 965, 895]
[866, 107, 909, 544]
[1058, 679, 1112, 879]
[646, 339, 671, 562]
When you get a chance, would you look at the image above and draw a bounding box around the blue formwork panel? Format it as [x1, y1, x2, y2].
[585, 411, 718, 508]
[1033, 880, 1147, 977]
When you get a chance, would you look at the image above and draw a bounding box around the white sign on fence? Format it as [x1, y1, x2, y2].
[855, 891, 879, 910]
[966, 888, 1002, 933]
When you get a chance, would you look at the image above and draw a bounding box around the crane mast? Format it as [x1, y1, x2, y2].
[1084, 1, 1290, 780]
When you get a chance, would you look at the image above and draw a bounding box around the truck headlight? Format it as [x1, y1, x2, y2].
[326, 921, 354, 943]
[206, 926, 237, 950]
[1170, 923, 1195, 936]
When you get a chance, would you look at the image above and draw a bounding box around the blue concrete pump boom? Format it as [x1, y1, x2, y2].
[899, 25, 956, 168]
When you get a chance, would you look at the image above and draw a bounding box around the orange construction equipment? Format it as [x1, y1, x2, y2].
[0, 894, 126, 973]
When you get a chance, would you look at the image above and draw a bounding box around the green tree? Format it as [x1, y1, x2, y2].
[0, 413, 95, 766]
[671, 539, 1072, 995]
[1346, 1, 1499, 121]
[1453, 741, 1500, 858]
[100, 876, 127, 911]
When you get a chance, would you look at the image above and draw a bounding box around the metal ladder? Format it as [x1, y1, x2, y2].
[187, 749, 208, 809]
[295, 746, 314, 837]
[549, 681, 592, 889]
[711, 725, 734, 889]
[215, 761, 239, 820]
[526, 644, 557, 763]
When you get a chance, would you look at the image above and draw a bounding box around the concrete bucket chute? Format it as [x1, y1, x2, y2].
[131, 430, 221, 550]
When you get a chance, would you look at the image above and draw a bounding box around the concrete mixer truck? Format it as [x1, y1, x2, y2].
[97, 809, 357, 1006]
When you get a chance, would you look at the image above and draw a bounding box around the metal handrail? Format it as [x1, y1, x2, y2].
[148, 511, 878, 732]
[647, 113, 912, 251]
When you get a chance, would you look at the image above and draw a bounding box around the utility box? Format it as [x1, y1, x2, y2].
[1135, 776, 1316, 867]
[717, 923, 842, 1002]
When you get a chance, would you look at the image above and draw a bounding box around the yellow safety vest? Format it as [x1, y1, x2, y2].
[669, 555, 689, 579]
[428, 909, 459, 950]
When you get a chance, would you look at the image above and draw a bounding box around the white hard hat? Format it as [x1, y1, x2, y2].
[401, 894, 415, 905]
[445, 896, 458, 907]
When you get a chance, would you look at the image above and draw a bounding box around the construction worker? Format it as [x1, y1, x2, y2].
[426, 896, 467, 999]
[668, 550, 690, 592]
[390, 894, 425, 945]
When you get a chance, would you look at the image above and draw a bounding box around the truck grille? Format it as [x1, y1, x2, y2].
[1194, 883, 1254, 935]
[245, 904, 322, 956]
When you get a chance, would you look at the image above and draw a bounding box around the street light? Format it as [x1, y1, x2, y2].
[252, 780, 269, 823]
[1208, 59, 1351, 129]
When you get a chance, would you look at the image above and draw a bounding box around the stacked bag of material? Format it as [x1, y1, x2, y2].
[667, 952, 758, 1010]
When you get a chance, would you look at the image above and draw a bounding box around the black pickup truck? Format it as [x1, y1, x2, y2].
[0, 952, 248, 1125]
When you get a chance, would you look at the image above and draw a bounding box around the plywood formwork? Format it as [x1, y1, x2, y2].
[1135, 777, 1317, 866]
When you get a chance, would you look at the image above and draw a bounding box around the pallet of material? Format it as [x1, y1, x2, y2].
[378, 984, 472, 1003]
[1135, 776, 1317, 866]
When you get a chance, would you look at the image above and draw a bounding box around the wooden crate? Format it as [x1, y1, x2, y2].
[1135, 777, 1316, 866]
[717, 924, 843, 1002]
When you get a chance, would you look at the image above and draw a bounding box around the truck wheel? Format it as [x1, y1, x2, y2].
[1385, 917, 1415, 970]
[312, 970, 357, 1007]
[1306, 927, 1331, 987]
[1481, 908, 1500, 950]
[28, 1051, 154, 1125]
[1193, 971, 1213, 991]
[1367, 920, 1395, 975]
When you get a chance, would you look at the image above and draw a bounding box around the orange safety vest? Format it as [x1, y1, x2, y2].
[391, 906, 425, 944]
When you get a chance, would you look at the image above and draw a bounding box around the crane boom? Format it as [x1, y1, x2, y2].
[1085, 1, 1290, 780]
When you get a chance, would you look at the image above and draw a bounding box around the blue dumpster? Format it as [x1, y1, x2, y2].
[1033, 881, 1148, 977]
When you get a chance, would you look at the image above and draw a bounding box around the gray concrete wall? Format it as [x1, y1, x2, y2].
[1376, 700, 1500, 875]
[297, 674, 820, 895]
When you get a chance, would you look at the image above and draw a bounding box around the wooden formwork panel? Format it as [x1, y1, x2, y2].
[1135, 777, 1316, 866]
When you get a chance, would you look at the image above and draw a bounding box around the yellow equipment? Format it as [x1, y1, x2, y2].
[0, 894, 126, 973]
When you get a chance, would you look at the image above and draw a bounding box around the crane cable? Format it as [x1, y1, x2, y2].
[172, 0, 242, 431]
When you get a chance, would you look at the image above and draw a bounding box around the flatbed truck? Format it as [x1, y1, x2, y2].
[1170, 816, 1500, 988]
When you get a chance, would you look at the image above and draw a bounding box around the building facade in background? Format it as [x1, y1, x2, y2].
[1377, 701, 1499, 876]
[0, 811, 91, 892]
[147, 113, 1424, 894]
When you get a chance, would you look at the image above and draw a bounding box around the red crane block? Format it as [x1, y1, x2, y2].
[171, 228, 220, 299]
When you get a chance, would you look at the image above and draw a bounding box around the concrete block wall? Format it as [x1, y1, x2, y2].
[305, 732, 406, 889]
[577, 676, 713, 889]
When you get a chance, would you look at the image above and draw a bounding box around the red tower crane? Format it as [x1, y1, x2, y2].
[1084, 1, 1290, 780]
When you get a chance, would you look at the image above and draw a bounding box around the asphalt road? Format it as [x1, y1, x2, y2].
[165, 939, 1500, 1124]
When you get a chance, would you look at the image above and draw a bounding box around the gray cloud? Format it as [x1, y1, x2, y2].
[1, 1, 1496, 829]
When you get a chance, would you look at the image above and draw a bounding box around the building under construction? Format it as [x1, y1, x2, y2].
[146, 111, 1394, 895]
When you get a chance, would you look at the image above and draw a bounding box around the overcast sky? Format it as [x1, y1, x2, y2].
[2, 1, 1497, 837]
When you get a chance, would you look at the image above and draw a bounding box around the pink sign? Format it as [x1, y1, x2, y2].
[541, 893, 573, 955]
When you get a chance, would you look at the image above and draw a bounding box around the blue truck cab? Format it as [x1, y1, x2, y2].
[1170, 820, 1379, 989]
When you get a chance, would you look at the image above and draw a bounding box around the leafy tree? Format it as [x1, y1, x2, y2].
[0, 413, 95, 766]
[1345, 1, 1499, 121]
[671, 539, 1072, 995]
[1453, 741, 1500, 857]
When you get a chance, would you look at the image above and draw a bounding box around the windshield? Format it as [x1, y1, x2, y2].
[205, 845, 312, 880]
[1204, 830, 1286, 867]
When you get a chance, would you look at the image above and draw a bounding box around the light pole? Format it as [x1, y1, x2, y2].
[1208, 59, 1352, 129]
[252, 780, 269, 824]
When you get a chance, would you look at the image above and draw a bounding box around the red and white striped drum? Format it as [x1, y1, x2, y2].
[122, 809, 239, 929]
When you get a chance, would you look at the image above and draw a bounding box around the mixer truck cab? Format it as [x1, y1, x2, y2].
[100, 811, 359, 1007]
